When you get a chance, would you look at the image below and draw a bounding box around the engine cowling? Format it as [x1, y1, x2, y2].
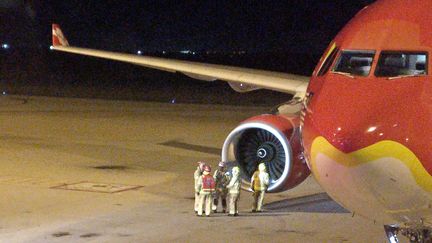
[222, 114, 310, 193]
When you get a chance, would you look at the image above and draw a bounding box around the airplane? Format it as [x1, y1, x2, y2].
[51, 0, 432, 242]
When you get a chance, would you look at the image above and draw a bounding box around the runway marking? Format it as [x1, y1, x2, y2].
[0, 175, 59, 186]
[159, 140, 220, 155]
[51, 181, 143, 193]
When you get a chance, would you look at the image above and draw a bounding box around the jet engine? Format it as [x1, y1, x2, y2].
[222, 114, 310, 192]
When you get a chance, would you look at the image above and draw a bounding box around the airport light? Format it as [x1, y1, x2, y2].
[137, 50, 142, 55]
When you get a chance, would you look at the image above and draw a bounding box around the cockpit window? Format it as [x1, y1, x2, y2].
[333, 50, 375, 77]
[317, 43, 338, 76]
[375, 51, 427, 78]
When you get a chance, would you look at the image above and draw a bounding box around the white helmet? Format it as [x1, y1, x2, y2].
[258, 163, 266, 172]
[232, 166, 240, 175]
[197, 161, 206, 171]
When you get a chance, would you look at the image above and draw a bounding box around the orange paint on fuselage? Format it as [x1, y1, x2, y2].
[303, 0, 432, 176]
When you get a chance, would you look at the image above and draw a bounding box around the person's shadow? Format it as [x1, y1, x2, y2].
[263, 192, 349, 214]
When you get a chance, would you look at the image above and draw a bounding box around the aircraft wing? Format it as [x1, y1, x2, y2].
[51, 24, 309, 99]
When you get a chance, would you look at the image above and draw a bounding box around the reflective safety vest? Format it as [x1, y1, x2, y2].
[202, 175, 215, 192]
[252, 171, 266, 191]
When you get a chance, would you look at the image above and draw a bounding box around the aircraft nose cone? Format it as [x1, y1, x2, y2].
[300, 79, 432, 226]
[303, 102, 400, 154]
[301, 78, 416, 155]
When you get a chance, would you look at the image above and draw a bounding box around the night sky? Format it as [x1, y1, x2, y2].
[0, 1, 376, 104]
[1, 1, 375, 53]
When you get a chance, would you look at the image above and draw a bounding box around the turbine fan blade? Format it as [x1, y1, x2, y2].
[236, 128, 286, 182]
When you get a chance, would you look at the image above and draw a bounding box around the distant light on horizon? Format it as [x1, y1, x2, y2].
[2, 43, 9, 49]
[137, 50, 142, 55]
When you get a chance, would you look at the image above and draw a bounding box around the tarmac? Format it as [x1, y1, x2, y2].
[0, 95, 390, 242]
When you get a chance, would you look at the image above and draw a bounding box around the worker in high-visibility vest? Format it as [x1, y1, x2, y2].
[194, 161, 206, 213]
[251, 163, 269, 212]
[212, 161, 229, 213]
[227, 166, 241, 216]
[196, 165, 215, 216]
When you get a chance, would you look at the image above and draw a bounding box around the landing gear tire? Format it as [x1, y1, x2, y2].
[385, 225, 432, 243]
[384, 225, 399, 243]
[401, 228, 432, 243]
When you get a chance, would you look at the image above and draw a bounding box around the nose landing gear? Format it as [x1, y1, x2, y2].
[384, 225, 399, 243]
[384, 225, 432, 243]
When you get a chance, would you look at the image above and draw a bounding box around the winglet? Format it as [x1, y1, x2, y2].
[52, 24, 69, 47]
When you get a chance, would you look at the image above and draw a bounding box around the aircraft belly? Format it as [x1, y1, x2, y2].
[310, 136, 432, 226]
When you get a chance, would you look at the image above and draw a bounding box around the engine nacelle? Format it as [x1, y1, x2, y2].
[222, 114, 310, 193]
[228, 82, 260, 93]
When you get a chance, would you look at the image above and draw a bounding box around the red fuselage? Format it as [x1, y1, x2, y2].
[302, 0, 432, 226]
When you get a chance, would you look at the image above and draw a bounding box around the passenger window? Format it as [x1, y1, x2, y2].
[375, 52, 427, 78]
[317, 43, 338, 76]
[333, 50, 375, 77]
